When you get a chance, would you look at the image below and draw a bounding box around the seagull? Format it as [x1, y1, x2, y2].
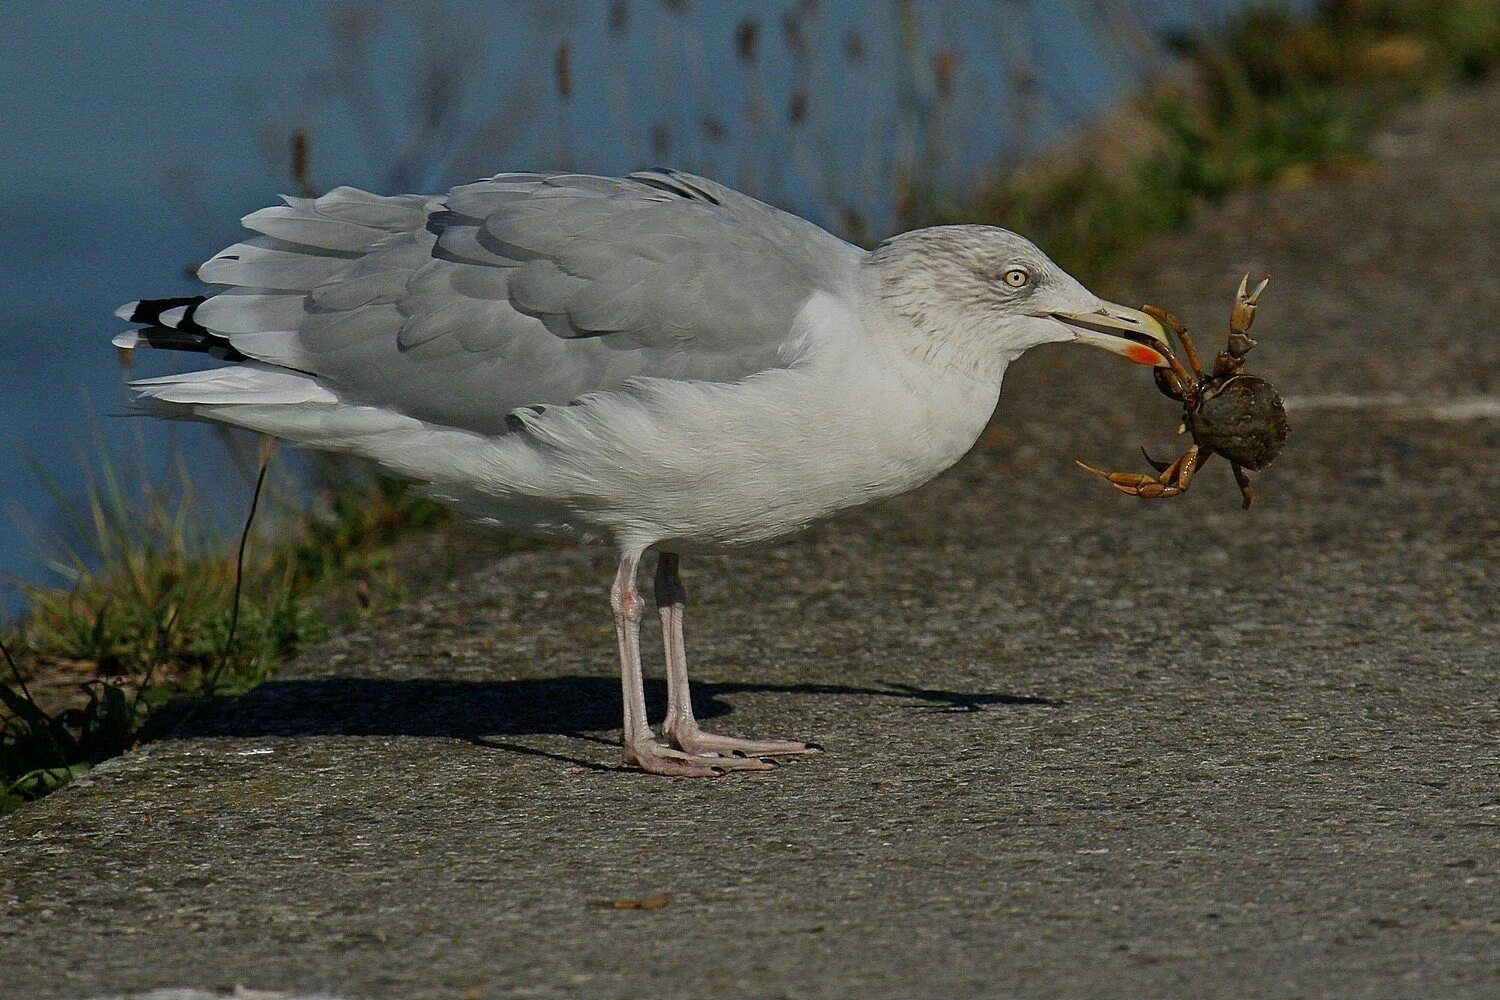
[113, 169, 1169, 777]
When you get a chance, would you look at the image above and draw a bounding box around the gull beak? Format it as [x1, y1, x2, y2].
[1042, 301, 1172, 367]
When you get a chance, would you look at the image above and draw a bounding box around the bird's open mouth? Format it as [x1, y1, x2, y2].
[1038, 302, 1172, 367]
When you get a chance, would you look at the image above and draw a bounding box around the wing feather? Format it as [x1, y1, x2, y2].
[241, 206, 382, 253]
[171, 170, 860, 434]
[311, 186, 430, 229]
[308, 270, 409, 312]
[194, 291, 307, 334]
[198, 237, 356, 290]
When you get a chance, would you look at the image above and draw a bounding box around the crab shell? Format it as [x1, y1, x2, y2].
[1185, 374, 1289, 471]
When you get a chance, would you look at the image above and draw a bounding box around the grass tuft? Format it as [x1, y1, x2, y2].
[962, 0, 1500, 281]
[1, 442, 452, 812]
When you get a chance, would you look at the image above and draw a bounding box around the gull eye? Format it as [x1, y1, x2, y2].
[1002, 268, 1030, 288]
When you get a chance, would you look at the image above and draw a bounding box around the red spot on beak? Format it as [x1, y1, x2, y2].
[1126, 344, 1166, 366]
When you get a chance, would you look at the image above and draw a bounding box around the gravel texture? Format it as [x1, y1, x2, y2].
[3, 83, 1497, 1000]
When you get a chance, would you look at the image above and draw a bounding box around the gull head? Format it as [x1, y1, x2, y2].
[870, 225, 1170, 370]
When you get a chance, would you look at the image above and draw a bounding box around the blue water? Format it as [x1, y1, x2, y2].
[0, 0, 1286, 611]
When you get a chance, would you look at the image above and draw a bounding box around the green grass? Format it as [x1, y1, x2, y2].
[1, 443, 450, 812]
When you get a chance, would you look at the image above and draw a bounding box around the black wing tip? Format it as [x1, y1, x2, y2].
[113, 295, 246, 361]
[114, 295, 208, 328]
[121, 327, 248, 362]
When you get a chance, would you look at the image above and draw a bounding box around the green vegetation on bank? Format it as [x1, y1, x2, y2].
[2, 450, 453, 812]
[4, 0, 1498, 813]
[965, 0, 1500, 281]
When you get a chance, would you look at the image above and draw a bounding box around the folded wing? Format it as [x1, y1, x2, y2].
[178, 170, 859, 434]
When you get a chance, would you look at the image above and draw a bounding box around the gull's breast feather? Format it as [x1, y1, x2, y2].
[436, 291, 1005, 552]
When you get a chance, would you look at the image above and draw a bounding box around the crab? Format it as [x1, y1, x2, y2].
[1077, 275, 1289, 509]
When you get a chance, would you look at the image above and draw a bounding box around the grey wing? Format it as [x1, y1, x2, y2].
[190, 170, 861, 434]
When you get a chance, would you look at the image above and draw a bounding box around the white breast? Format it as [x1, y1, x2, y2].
[441, 292, 1007, 552]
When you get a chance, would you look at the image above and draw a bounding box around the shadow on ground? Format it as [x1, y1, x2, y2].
[189, 675, 1059, 742]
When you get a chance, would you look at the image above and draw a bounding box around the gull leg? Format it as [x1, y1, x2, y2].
[612, 553, 768, 777]
[656, 552, 821, 758]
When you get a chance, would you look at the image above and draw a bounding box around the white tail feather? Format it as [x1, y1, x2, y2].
[130, 364, 338, 406]
[125, 365, 508, 495]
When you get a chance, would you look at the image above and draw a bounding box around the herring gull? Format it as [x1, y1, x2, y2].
[112, 169, 1170, 776]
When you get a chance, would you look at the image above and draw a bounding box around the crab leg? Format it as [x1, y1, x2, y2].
[1141, 446, 1172, 473]
[1231, 462, 1256, 510]
[1140, 310, 1198, 396]
[1140, 446, 1212, 479]
[1153, 445, 1210, 495]
[1153, 366, 1190, 403]
[1143, 305, 1206, 381]
[1074, 462, 1166, 495]
[1175, 445, 1211, 490]
[1075, 445, 1204, 500]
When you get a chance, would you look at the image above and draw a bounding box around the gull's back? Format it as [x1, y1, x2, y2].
[123, 169, 862, 435]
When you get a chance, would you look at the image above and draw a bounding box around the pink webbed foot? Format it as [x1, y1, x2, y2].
[666, 723, 822, 758]
[623, 738, 777, 778]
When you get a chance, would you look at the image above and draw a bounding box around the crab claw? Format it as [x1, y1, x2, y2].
[1231, 274, 1269, 337]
